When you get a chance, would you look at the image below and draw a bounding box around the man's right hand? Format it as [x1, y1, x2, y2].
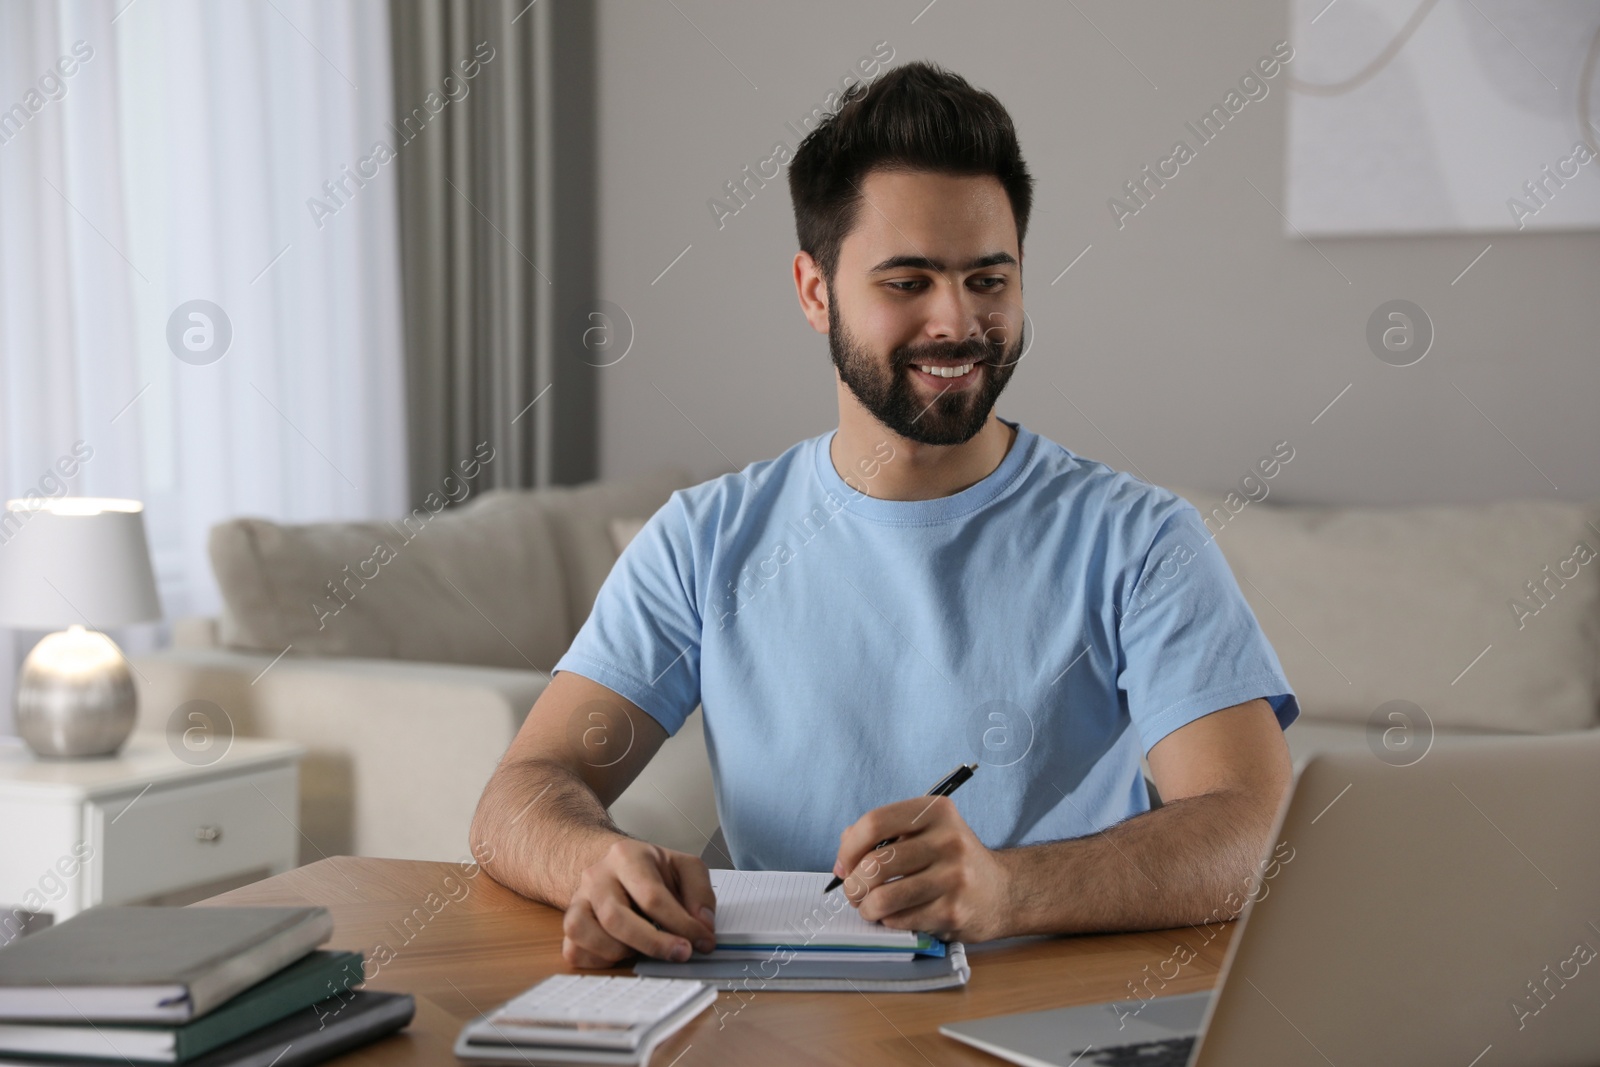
[561, 838, 718, 968]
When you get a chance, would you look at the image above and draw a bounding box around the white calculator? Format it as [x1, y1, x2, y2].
[455, 974, 716, 1065]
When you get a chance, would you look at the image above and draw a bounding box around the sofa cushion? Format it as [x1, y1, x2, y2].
[609, 517, 649, 555]
[1167, 487, 1600, 734]
[210, 499, 572, 671]
[469, 467, 695, 636]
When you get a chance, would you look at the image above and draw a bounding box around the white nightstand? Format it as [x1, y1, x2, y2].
[0, 733, 305, 935]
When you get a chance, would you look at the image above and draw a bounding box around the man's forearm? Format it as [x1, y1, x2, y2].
[998, 789, 1280, 938]
[469, 757, 629, 908]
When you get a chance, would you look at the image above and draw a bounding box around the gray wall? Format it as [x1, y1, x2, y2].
[590, 1, 1599, 506]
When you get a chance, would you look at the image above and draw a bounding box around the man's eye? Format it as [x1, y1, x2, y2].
[974, 276, 1006, 290]
[886, 280, 924, 293]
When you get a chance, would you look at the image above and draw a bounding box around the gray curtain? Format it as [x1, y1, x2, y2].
[389, 0, 598, 508]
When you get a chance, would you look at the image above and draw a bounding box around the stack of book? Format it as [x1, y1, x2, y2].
[0, 906, 414, 1066]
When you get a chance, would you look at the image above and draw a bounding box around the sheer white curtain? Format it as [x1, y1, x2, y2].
[0, 0, 407, 733]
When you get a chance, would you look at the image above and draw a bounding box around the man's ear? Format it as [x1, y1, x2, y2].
[793, 251, 830, 335]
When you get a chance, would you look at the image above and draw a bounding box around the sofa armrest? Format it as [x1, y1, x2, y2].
[1283, 714, 1530, 768]
[130, 647, 549, 863]
[606, 706, 718, 858]
[172, 615, 221, 649]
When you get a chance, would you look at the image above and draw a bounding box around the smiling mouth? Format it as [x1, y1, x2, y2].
[907, 361, 984, 387]
[913, 361, 979, 378]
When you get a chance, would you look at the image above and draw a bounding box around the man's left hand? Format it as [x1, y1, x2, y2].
[832, 795, 1010, 943]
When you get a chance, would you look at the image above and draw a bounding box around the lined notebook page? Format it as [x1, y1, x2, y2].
[708, 870, 920, 948]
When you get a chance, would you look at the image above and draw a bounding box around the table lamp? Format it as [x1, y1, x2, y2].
[0, 497, 162, 758]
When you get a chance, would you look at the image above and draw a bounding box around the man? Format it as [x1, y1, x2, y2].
[471, 60, 1299, 969]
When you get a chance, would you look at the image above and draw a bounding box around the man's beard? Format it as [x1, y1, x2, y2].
[828, 292, 1024, 446]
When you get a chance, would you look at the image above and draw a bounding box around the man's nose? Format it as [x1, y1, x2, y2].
[922, 279, 985, 343]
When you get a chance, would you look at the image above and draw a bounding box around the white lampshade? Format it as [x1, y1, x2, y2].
[0, 497, 162, 630]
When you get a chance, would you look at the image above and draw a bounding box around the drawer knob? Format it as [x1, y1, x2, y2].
[194, 824, 223, 843]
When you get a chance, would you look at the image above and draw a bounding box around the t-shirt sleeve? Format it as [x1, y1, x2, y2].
[551, 494, 702, 735]
[1115, 500, 1300, 755]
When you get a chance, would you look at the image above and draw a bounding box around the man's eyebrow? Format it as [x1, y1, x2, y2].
[865, 251, 1018, 274]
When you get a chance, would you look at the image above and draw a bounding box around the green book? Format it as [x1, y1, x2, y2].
[0, 951, 364, 1064]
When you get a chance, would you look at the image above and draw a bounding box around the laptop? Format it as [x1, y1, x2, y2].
[940, 730, 1600, 1067]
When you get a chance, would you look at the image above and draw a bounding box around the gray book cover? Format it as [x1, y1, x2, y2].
[634, 941, 970, 991]
[0, 906, 333, 1022]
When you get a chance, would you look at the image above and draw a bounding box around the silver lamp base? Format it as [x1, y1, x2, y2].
[15, 625, 137, 759]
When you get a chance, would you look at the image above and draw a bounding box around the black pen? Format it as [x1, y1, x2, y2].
[823, 762, 978, 894]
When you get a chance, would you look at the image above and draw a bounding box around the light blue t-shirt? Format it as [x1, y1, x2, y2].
[553, 418, 1299, 872]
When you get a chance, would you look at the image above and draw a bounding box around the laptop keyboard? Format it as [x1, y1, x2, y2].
[1082, 1036, 1196, 1065]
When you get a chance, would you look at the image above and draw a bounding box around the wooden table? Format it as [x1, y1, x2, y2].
[199, 858, 1234, 1065]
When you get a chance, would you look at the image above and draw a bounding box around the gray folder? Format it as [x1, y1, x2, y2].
[634, 941, 968, 991]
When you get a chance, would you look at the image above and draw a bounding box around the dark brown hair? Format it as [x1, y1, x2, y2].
[787, 60, 1035, 287]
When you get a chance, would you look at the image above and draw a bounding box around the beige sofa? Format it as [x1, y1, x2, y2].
[131, 472, 1600, 867]
[131, 468, 716, 865]
[1170, 487, 1600, 745]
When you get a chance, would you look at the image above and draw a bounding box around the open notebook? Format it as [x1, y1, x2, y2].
[707, 869, 937, 958]
[633, 871, 970, 992]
